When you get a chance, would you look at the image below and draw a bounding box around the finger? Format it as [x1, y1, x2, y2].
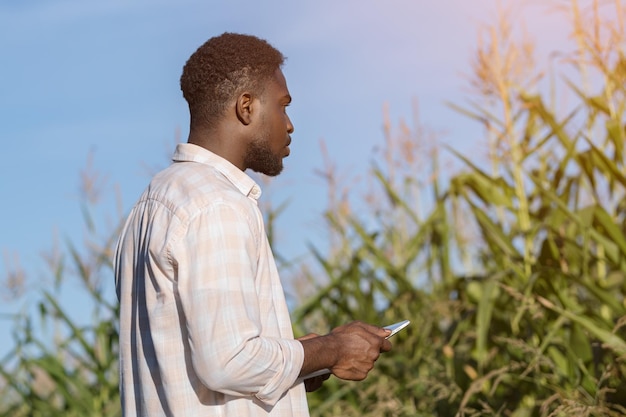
[357, 322, 392, 338]
[378, 326, 393, 337]
[380, 338, 392, 352]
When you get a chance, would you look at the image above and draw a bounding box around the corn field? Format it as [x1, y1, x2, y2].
[297, 1, 626, 415]
[1, 1, 625, 416]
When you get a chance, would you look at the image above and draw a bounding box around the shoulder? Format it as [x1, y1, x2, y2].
[144, 161, 260, 226]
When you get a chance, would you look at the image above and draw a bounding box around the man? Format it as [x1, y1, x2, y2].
[114, 32, 392, 416]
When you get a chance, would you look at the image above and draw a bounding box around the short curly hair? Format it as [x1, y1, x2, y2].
[180, 32, 286, 130]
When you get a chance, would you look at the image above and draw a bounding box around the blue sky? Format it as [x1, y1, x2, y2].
[0, 0, 571, 355]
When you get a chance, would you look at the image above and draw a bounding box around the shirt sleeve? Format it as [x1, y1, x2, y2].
[172, 198, 304, 406]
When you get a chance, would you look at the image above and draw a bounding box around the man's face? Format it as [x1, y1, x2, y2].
[244, 69, 294, 176]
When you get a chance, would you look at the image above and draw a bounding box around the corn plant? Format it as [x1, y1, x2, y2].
[296, 1, 626, 416]
[0, 159, 121, 417]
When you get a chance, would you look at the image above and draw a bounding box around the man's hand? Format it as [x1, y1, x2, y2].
[327, 321, 391, 380]
[298, 321, 392, 383]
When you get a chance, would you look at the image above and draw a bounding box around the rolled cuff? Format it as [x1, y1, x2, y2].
[254, 338, 304, 406]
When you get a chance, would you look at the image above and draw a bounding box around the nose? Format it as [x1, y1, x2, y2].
[287, 114, 294, 134]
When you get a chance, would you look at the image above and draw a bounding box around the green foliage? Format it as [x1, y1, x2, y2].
[0, 186, 121, 416]
[297, 1, 626, 416]
[2, 1, 625, 416]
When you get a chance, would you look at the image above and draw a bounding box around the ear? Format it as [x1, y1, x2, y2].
[235, 92, 253, 125]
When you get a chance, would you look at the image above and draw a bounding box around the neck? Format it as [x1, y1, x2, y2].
[187, 126, 246, 171]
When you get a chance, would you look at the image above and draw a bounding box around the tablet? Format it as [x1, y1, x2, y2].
[383, 320, 410, 339]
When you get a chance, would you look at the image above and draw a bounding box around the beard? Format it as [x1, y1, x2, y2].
[244, 134, 284, 177]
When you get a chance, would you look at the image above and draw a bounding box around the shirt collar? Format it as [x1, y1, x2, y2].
[172, 143, 262, 200]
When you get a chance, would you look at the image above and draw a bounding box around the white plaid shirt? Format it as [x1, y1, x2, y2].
[114, 143, 309, 416]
